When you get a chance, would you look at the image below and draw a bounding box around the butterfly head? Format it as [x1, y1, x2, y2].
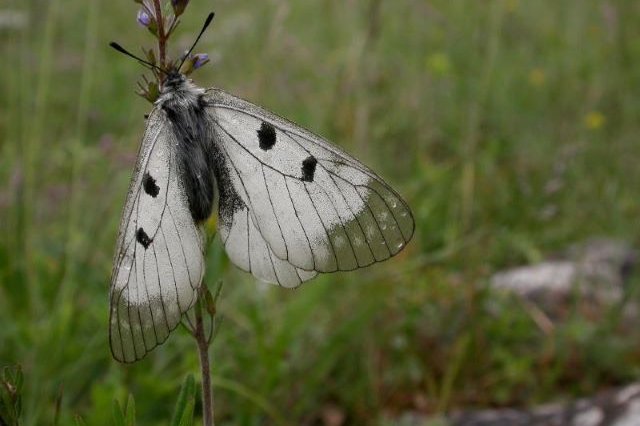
[157, 69, 204, 106]
[164, 69, 187, 89]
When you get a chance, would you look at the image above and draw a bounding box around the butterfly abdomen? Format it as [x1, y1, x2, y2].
[161, 83, 216, 223]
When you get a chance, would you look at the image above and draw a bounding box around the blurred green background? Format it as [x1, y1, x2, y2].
[2, 0, 640, 424]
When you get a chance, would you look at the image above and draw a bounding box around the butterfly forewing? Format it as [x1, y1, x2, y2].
[110, 108, 205, 363]
[205, 88, 414, 287]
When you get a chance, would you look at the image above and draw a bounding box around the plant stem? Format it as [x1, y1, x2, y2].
[151, 0, 167, 81]
[194, 294, 214, 426]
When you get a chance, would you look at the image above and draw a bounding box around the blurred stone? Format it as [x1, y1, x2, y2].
[448, 382, 640, 426]
[490, 239, 637, 317]
[0, 10, 27, 30]
[388, 412, 446, 426]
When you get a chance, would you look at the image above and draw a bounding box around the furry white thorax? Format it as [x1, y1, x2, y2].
[156, 75, 205, 107]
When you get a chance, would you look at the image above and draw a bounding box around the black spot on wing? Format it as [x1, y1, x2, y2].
[142, 172, 160, 197]
[257, 121, 276, 151]
[136, 228, 153, 249]
[301, 156, 317, 182]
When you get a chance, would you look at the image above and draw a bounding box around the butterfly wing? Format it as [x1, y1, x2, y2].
[110, 108, 206, 363]
[205, 88, 414, 288]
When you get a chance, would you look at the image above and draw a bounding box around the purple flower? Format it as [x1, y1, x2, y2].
[137, 9, 151, 27]
[192, 53, 209, 70]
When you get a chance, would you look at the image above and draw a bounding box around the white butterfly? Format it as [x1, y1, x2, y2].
[109, 14, 414, 363]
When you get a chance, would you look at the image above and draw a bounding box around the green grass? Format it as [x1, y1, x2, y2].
[2, 0, 640, 424]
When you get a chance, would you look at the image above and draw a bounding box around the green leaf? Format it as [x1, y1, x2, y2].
[112, 399, 126, 426]
[204, 287, 216, 317]
[170, 374, 196, 426]
[177, 399, 195, 426]
[204, 281, 224, 318]
[147, 20, 158, 37]
[125, 394, 136, 426]
[144, 48, 156, 66]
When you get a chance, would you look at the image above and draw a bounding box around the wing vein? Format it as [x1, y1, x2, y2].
[267, 247, 284, 287]
[167, 204, 195, 290]
[302, 182, 339, 268]
[129, 248, 141, 359]
[262, 164, 289, 261]
[142, 249, 160, 347]
[284, 177, 315, 271]
[152, 244, 171, 334]
[160, 226, 181, 320]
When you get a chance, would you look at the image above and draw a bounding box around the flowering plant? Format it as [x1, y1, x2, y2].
[131, 0, 209, 102]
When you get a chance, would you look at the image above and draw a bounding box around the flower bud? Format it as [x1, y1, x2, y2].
[171, 0, 190, 17]
[179, 53, 209, 75]
[193, 53, 209, 69]
[136, 9, 151, 27]
[136, 7, 158, 36]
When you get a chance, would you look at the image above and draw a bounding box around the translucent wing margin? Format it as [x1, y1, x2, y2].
[110, 108, 205, 363]
[205, 88, 414, 287]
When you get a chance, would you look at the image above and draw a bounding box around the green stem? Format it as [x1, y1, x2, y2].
[194, 293, 214, 426]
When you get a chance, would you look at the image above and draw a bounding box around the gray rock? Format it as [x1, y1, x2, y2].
[0, 10, 27, 30]
[448, 382, 640, 426]
[490, 239, 637, 315]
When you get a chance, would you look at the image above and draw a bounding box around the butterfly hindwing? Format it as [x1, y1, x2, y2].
[110, 108, 206, 363]
[205, 88, 414, 287]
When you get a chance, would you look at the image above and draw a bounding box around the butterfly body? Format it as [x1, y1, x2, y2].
[110, 70, 415, 362]
[158, 72, 217, 222]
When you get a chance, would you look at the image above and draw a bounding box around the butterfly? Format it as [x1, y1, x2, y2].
[109, 13, 414, 362]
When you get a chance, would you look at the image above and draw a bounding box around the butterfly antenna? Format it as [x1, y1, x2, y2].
[178, 12, 215, 69]
[109, 42, 168, 75]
